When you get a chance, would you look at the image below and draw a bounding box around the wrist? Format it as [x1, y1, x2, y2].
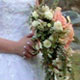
[13, 41, 20, 54]
[8, 41, 19, 54]
[15, 41, 24, 56]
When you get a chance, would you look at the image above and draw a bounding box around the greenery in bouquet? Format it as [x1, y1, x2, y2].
[29, 1, 75, 80]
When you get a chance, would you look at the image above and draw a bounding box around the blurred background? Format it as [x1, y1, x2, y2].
[45, 0, 80, 80]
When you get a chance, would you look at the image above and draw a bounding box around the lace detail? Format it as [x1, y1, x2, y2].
[0, 0, 35, 41]
[0, 0, 45, 80]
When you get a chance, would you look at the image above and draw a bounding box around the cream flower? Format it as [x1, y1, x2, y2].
[43, 40, 51, 48]
[44, 11, 53, 20]
[32, 11, 39, 18]
[42, 5, 49, 11]
[32, 21, 40, 27]
[53, 21, 63, 31]
[48, 23, 51, 27]
[49, 35, 53, 41]
[35, 42, 42, 50]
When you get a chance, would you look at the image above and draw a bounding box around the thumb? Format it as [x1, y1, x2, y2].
[36, 0, 39, 6]
[27, 31, 34, 38]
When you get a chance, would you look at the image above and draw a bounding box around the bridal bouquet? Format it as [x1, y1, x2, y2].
[29, 2, 74, 80]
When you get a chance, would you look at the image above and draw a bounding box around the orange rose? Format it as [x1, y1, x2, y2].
[53, 7, 74, 48]
[64, 24, 74, 49]
[53, 7, 67, 28]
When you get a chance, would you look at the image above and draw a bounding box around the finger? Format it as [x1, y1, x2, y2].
[24, 46, 34, 56]
[36, 0, 39, 6]
[27, 31, 34, 38]
[26, 46, 37, 57]
[26, 42, 37, 56]
[27, 42, 36, 51]
[27, 45, 37, 57]
[24, 52, 32, 58]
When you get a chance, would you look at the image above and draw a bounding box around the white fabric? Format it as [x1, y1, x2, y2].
[0, 0, 45, 80]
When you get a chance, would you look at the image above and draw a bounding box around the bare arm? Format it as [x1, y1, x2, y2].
[0, 38, 18, 54]
[0, 33, 34, 58]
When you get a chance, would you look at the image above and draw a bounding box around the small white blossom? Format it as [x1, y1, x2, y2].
[38, 25, 44, 30]
[44, 11, 53, 20]
[50, 9, 54, 14]
[67, 63, 72, 67]
[32, 21, 40, 27]
[32, 11, 39, 18]
[53, 21, 63, 31]
[48, 54, 52, 58]
[54, 69, 59, 74]
[43, 40, 51, 48]
[52, 60, 56, 65]
[42, 5, 49, 11]
[49, 35, 53, 41]
[64, 76, 70, 80]
[56, 58, 60, 63]
[35, 42, 42, 50]
[48, 23, 51, 27]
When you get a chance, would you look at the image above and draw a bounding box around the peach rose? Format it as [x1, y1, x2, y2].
[53, 7, 67, 28]
[53, 7, 74, 48]
[64, 24, 74, 49]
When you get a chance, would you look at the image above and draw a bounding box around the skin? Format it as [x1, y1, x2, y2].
[0, 0, 41, 58]
[36, 0, 43, 5]
[0, 32, 34, 58]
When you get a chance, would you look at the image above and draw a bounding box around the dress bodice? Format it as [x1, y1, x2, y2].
[0, 0, 45, 80]
[0, 0, 35, 41]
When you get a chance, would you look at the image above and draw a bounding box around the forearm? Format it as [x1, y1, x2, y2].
[0, 38, 18, 54]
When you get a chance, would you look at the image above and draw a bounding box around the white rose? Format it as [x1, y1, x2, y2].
[53, 21, 63, 31]
[32, 11, 39, 18]
[44, 11, 53, 20]
[32, 21, 40, 27]
[43, 40, 51, 48]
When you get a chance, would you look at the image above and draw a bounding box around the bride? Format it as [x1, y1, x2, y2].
[0, 0, 45, 80]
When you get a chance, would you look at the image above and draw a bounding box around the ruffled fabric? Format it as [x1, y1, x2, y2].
[0, 0, 45, 80]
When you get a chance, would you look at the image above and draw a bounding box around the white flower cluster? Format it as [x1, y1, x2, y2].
[32, 11, 39, 19]
[30, 4, 74, 80]
[42, 5, 54, 20]
[53, 21, 63, 31]
[32, 5, 54, 21]
[32, 21, 40, 27]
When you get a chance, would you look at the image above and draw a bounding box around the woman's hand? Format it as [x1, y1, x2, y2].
[17, 32, 35, 58]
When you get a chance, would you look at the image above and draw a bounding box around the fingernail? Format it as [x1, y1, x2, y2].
[24, 46, 26, 49]
[27, 42, 30, 45]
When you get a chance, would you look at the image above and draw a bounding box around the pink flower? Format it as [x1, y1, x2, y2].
[53, 7, 67, 28]
[53, 7, 74, 48]
[64, 24, 74, 49]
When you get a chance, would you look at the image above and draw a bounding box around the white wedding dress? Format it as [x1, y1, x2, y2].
[0, 0, 45, 80]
